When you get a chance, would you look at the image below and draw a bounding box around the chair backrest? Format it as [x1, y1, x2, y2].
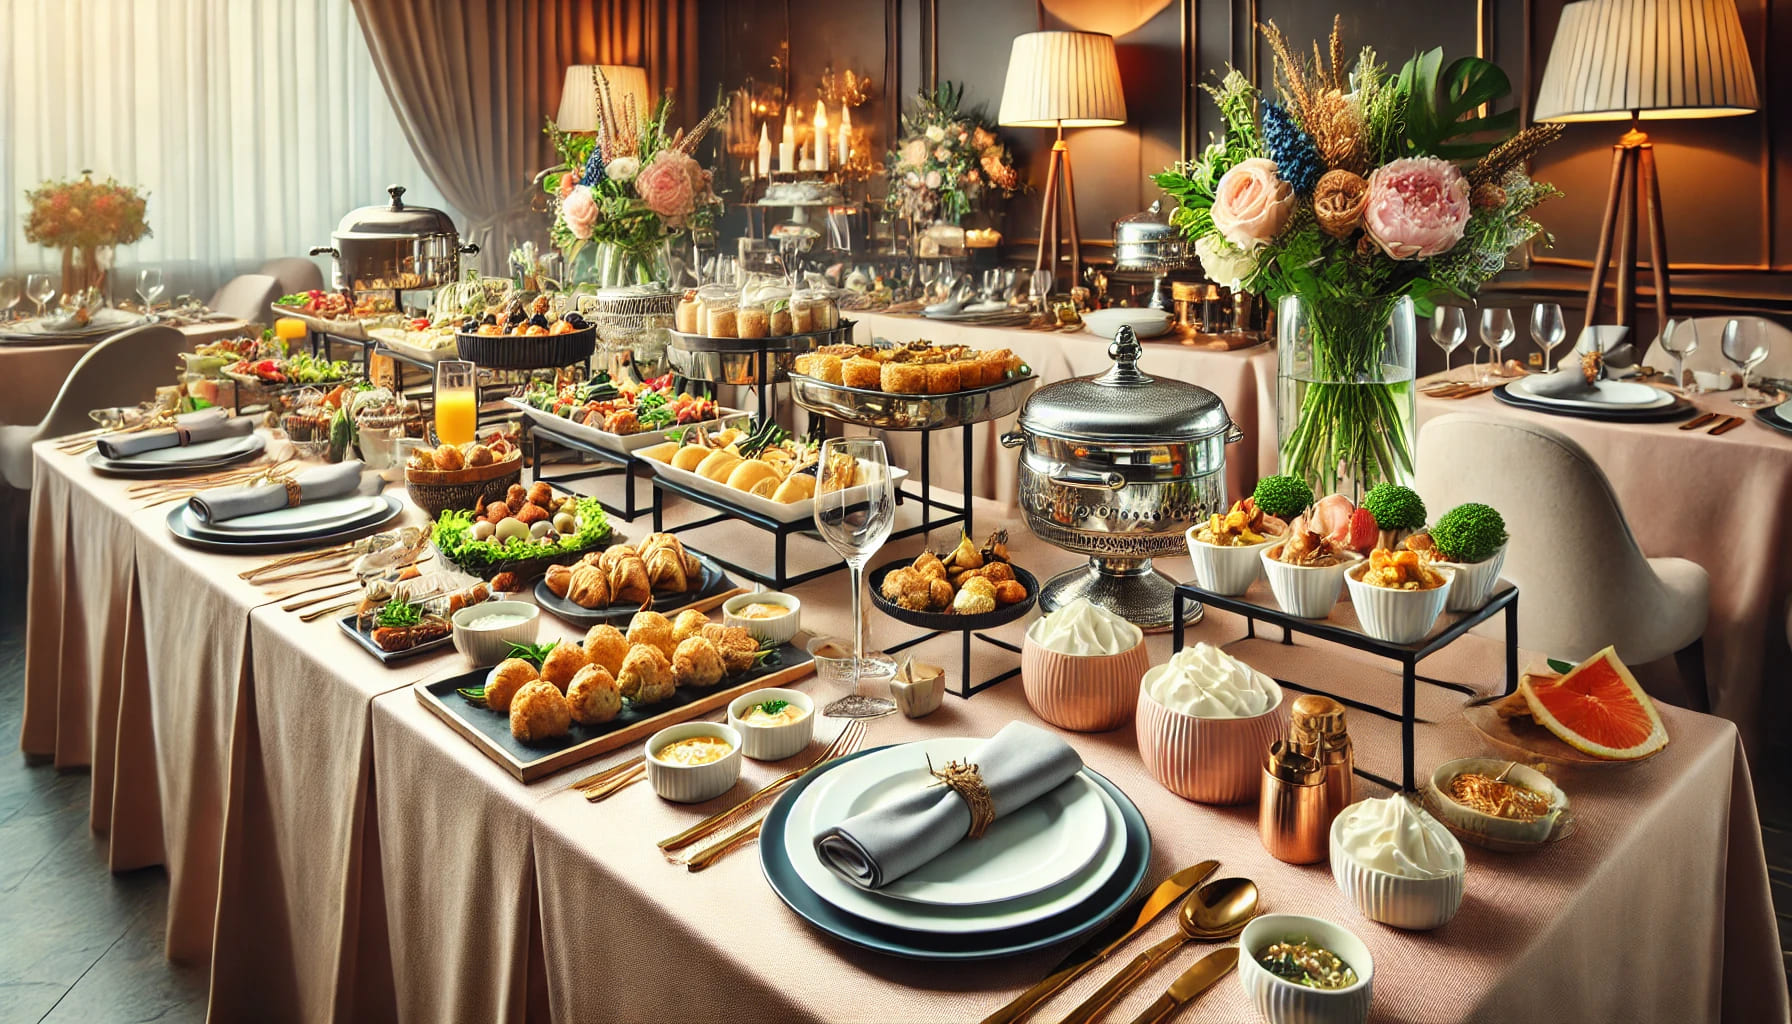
[207, 273, 283, 324]
[1641, 314, 1792, 379]
[257, 256, 326, 296]
[36, 323, 192, 440]
[1415, 411, 1673, 660]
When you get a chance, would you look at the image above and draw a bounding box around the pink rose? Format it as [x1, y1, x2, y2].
[560, 185, 599, 240]
[635, 150, 698, 225]
[1210, 158, 1294, 250]
[1362, 157, 1471, 260]
[557, 171, 578, 198]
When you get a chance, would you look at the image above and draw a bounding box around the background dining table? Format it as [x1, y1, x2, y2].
[0, 318, 250, 426]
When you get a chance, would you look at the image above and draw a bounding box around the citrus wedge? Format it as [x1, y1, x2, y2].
[1518, 646, 1667, 760]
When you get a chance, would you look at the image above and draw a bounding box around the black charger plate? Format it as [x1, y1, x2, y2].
[867, 559, 1038, 632]
[1755, 401, 1792, 438]
[532, 547, 732, 626]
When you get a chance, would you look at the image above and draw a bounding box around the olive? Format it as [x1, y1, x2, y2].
[479, 313, 498, 326]
[459, 316, 477, 331]
[528, 313, 550, 329]
[505, 310, 527, 326]
[562, 313, 587, 329]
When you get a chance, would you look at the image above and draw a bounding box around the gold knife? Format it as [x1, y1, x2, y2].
[978, 860, 1219, 1024]
[1125, 948, 1239, 1024]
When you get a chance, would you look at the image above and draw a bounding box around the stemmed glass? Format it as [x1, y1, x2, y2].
[137, 268, 165, 314]
[1722, 319, 1776, 409]
[26, 274, 56, 318]
[0, 279, 19, 322]
[1658, 319, 1701, 394]
[1530, 302, 1566, 372]
[813, 436, 898, 717]
[1478, 308, 1515, 384]
[918, 261, 939, 303]
[1429, 306, 1467, 381]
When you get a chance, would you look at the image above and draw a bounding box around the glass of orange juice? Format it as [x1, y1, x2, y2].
[434, 360, 477, 446]
[273, 316, 308, 354]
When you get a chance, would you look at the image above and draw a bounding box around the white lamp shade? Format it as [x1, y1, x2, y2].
[997, 31, 1127, 128]
[556, 65, 651, 132]
[1534, 0, 1759, 122]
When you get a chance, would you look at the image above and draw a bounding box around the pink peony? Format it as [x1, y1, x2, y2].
[1210, 158, 1294, 250]
[635, 150, 699, 225]
[1362, 157, 1471, 260]
[560, 185, 599, 240]
[557, 171, 578, 199]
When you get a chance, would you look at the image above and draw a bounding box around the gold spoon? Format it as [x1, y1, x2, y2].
[1055, 877, 1259, 1024]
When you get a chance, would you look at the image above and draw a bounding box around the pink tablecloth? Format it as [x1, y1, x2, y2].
[0, 319, 250, 426]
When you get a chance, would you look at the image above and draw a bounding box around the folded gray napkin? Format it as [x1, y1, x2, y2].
[187, 460, 369, 524]
[1525, 364, 1597, 398]
[813, 721, 1084, 890]
[97, 410, 251, 459]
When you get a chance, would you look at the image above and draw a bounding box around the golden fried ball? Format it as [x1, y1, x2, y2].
[618, 644, 674, 704]
[671, 636, 725, 689]
[582, 624, 630, 675]
[539, 643, 590, 692]
[566, 664, 622, 725]
[484, 658, 538, 712]
[509, 681, 571, 742]
[671, 609, 712, 647]
[627, 610, 676, 660]
[432, 443, 465, 471]
[699, 623, 760, 675]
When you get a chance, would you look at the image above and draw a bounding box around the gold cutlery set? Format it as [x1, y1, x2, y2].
[1680, 411, 1746, 435]
[126, 457, 295, 507]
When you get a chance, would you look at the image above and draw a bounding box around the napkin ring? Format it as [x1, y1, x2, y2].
[253, 469, 303, 508]
[928, 757, 995, 839]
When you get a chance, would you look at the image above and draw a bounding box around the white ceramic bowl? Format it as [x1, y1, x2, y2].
[1260, 546, 1362, 619]
[1328, 805, 1466, 930]
[451, 601, 541, 667]
[1342, 563, 1454, 645]
[1185, 528, 1281, 596]
[1083, 307, 1174, 340]
[1435, 544, 1506, 612]
[1238, 914, 1375, 1024]
[1134, 676, 1289, 805]
[723, 591, 802, 646]
[1426, 756, 1567, 845]
[644, 721, 743, 803]
[727, 687, 816, 761]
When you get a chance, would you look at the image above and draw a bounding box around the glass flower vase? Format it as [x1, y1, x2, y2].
[1275, 293, 1417, 502]
[592, 240, 673, 288]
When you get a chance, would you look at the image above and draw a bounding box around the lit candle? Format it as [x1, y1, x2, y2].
[778, 109, 795, 173]
[813, 100, 829, 173]
[838, 104, 851, 166]
[798, 142, 814, 172]
[757, 123, 772, 177]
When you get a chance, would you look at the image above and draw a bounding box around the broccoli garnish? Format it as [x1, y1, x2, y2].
[1430, 503, 1508, 563]
[1362, 483, 1427, 530]
[1251, 474, 1315, 519]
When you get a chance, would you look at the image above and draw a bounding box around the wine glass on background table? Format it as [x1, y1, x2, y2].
[1658, 318, 1701, 394]
[1530, 302, 1566, 373]
[1429, 305, 1467, 383]
[813, 436, 898, 718]
[0, 278, 19, 322]
[137, 268, 165, 315]
[433, 360, 478, 445]
[25, 273, 55, 318]
[1722, 319, 1775, 409]
[1478, 308, 1515, 385]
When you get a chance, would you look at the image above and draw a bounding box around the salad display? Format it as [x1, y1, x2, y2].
[520, 372, 718, 436]
[432, 494, 613, 578]
[275, 290, 397, 319]
[226, 351, 356, 385]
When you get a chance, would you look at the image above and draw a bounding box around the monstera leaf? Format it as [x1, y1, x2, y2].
[1395, 47, 1518, 160]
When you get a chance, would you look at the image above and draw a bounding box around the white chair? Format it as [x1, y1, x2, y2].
[207, 273, 283, 324]
[257, 256, 326, 296]
[1642, 314, 1792, 380]
[1415, 411, 1708, 679]
[0, 324, 191, 489]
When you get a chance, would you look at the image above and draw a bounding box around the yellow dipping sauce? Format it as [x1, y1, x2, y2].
[655, 735, 733, 766]
[741, 700, 808, 727]
[735, 602, 791, 620]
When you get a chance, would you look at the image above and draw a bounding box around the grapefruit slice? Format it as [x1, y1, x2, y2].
[1518, 646, 1667, 760]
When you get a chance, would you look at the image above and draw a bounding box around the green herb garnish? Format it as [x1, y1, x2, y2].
[505, 639, 559, 668]
[754, 698, 790, 716]
[457, 686, 488, 706]
[430, 497, 611, 575]
[376, 600, 422, 629]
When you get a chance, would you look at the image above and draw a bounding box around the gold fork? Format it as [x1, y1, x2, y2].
[683, 721, 870, 871]
[583, 762, 648, 802]
[660, 719, 866, 853]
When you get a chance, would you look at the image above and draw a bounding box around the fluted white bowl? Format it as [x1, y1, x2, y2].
[727, 687, 815, 762]
[1260, 547, 1362, 619]
[1329, 809, 1465, 930]
[1435, 544, 1506, 612]
[1020, 629, 1149, 733]
[450, 601, 540, 667]
[722, 591, 802, 645]
[1135, 676, 1289, 804]
[644, 722, 742, 803]
[1343, 564, 1454, 645]
[1238, 914, 1374, 1024]
[1185, 527, 1281, 596]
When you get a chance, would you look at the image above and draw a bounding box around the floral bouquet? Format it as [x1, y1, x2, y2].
[23, 172, 152, 251]
[545, 68, 724, 286]
[1154, 18, 1560, 496]
[886, 82, 1021, 224]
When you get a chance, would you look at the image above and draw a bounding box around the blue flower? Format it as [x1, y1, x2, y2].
[579, 150, 605, 187]
[1262, 102, 1322, 198]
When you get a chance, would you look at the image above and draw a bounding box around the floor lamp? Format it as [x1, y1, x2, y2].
[1534, 0, 1758, 333]
[997, 31, 1126, 294]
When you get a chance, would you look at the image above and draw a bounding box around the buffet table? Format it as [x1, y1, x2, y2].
[0, 318, 250, 426]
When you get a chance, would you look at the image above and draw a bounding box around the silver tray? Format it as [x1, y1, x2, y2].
[667, 322, 854, 385]
[788, 371, 1038, 431]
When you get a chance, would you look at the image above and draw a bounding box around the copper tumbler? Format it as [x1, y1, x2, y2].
[1259, 741, 1328, 864]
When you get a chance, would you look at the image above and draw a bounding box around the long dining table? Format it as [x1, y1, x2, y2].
[19, 433, 1788, 1023]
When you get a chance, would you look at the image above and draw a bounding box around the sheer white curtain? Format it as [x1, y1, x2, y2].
[1, 0, 460, 301]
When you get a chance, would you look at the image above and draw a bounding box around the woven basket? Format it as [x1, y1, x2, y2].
[455, 327, 596, 371]
[405, 453, 522, 518]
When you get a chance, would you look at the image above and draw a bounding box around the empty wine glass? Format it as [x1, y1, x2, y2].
[0, 278, 19, 322]
[1530, 302, 1566, 373]
[813, 436, 898, 717]
[1030, 269, 1054, 315]
[137, 268, 165, 314]
[1479, 308, 1516, 384]
[1722, 319, 1775, 408]
[1430, 306, 1467, 381]
[25, 273, 56, 318]
[1658, 319, 1701, 394]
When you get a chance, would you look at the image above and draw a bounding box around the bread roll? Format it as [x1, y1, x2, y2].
[670, 444, 713, 473]
[842, 356, 882, 390]
[725, 459, 781, 495]
[695, 449, 743, 482]
[925, 362, 961, 394]
[771, 474, 816, 503]
[880, 361, 928, 394]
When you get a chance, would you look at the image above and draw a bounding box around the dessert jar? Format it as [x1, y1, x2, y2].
[1328, 796, 1466, 930]
[1138, 645, 1290, 804]
[674, 289, 703, 333]
[1020, 604, 1149, 732]
[1344, 562, 1455, 644]
[698, 287, 738, 338]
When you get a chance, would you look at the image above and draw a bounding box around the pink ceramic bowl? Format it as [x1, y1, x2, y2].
[1135, 678, 1291, 804]
[1020, 632, 1150, 732]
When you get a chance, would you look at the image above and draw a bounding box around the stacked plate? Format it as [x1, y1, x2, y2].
[165, 492, 404, 553]
[1756, 399, 1792, 438]
[1495, 377, 1688, 422]
[760, 737, 1150, 960]
[85, 433, 267, 476]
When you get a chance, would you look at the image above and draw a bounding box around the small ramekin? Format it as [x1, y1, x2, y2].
[1134, 674, 1289, 804]
[1238, 913, 1375, 1024]
[722, 591, 802, 646]
[1260, 546, 1362, 619]
[1426, 756, 1566, 845]
[1343, 564, 1454, 645]
[726, 687, 815, 761]
[450, 601, 540, 667]
[1185, 528, 1280, 596]
[1329, 806, 1466, 930]
[644, 722, 742, 803]
[1019, 625, 1149, 733]
[1435, 544, 1506, 612]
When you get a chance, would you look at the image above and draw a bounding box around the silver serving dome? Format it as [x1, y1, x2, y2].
[332, 185, 458, 239]
[1015, 326, 1230, 445]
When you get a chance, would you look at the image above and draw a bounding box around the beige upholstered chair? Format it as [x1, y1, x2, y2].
[1415, 411, 1708, 671]
[207, 273, 283, 324]
[1642, 315, 1792, 379]
[0, 324, 191, 489]
[257, 256, 326, 296]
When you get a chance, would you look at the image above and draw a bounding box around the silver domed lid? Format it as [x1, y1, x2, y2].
[1017, 325, 1231, 444]
[333, 185, 458, 239]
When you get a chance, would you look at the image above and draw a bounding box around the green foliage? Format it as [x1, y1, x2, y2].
[432, 498, 612, 576]
[1362, 483, 1427, 530]
[1430, 502, 1507, 563]
[1151, 70, 1265, 245]
[1252, 474, 1316, 518]
[1393, 49, 1517, 161]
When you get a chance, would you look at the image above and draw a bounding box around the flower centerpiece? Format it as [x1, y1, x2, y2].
[886, 82, 1021, 227]
[1154, 18, 1560, 497]
[23, 171, 152, 301]
[544, 68, 724, 287]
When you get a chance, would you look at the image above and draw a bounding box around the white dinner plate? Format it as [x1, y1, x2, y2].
[785, 752, 1127, 933]
[183, 494, 388, 537]
[1509, 375, 1675, 410]
[803, 737, 1110, 907]
[638, 451, 910, 525]
[101, 432, 264, 466]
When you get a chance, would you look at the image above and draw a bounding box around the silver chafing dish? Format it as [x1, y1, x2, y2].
[789, 367, 1036, 431]
[1001, 325, 1241, 629]
[1112, 200, 1190, 272]
[311, 185, 479, 292]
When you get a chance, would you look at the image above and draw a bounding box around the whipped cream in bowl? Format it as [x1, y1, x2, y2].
[1329, 795, 1466, 930]
[1025, 598, 1143, 657]
[1020, 599, 1150, 733]
[1135, 644, 1288, 805]
[1141, 644, 1281, 719]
